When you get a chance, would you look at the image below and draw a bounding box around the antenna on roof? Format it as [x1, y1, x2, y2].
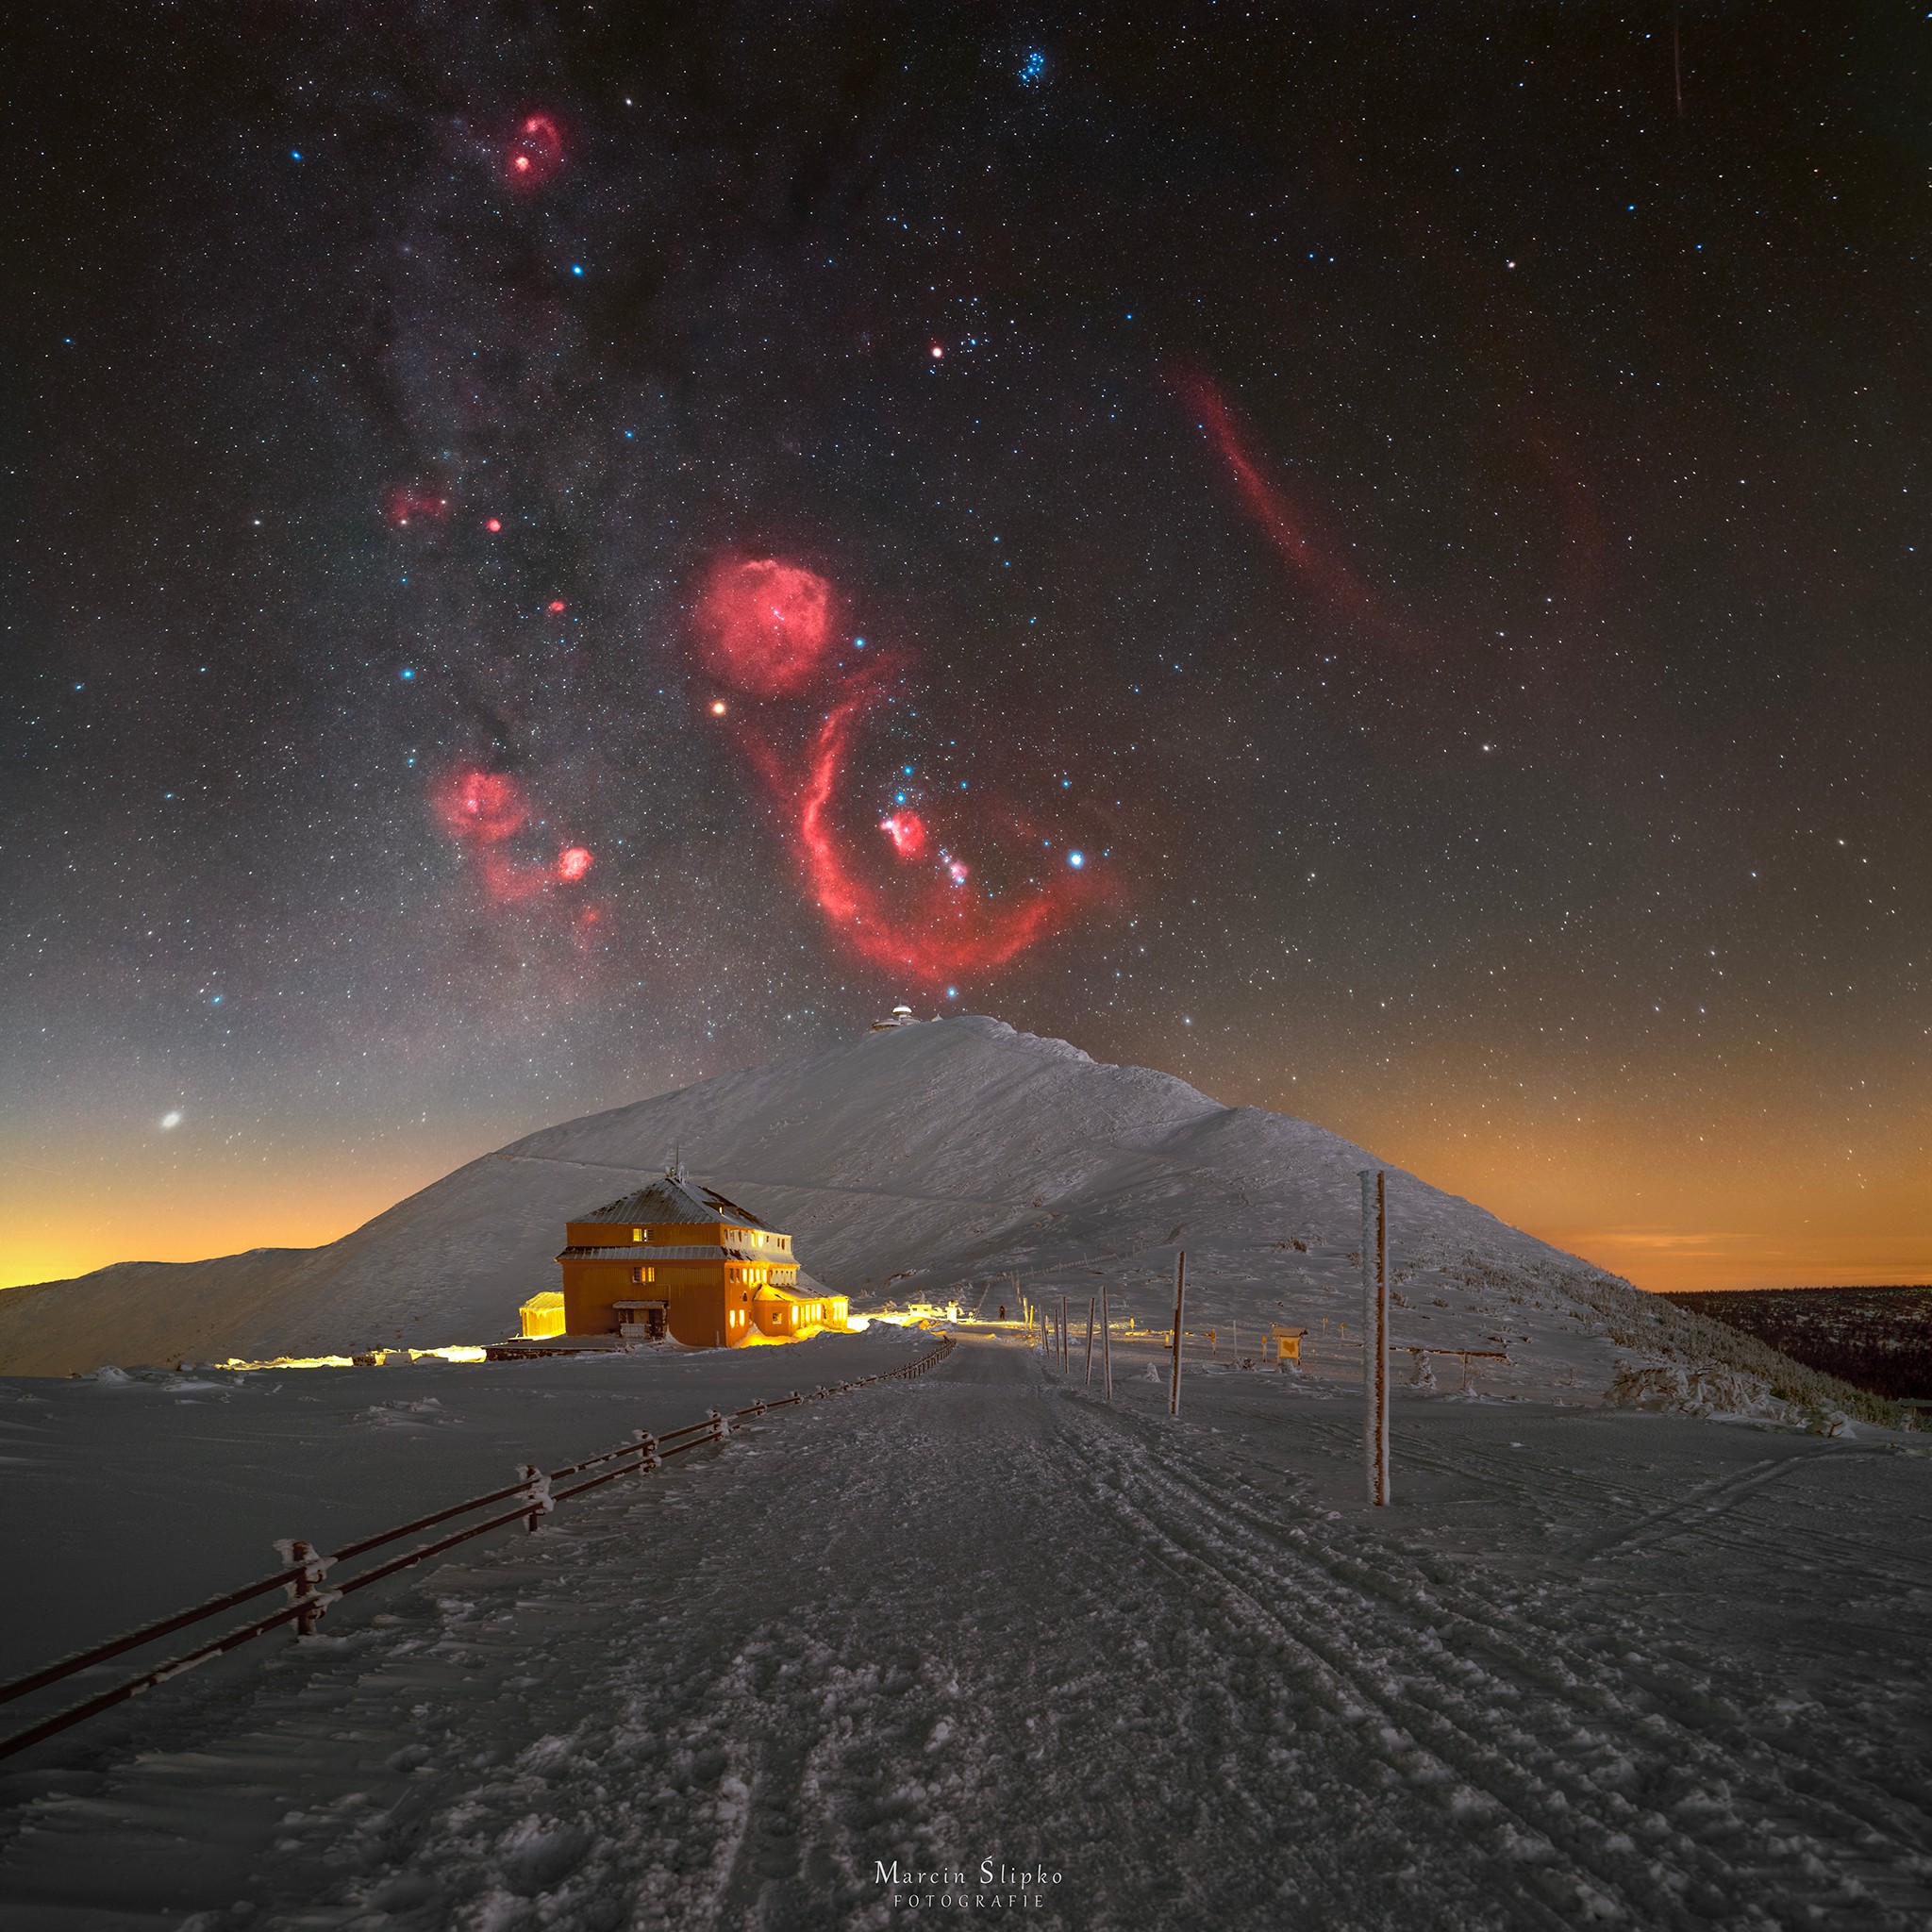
[669, 1142, 685, 1186]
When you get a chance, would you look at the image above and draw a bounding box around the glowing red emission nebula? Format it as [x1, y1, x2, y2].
[781, 692, 1089, 985]
[432, 769, 526, 843]
[386, 485, 451, 529]
[693, 558, 835, 696]
[879, 812, 927, 859]
[556, 845, 592, 882]
[1173, 367, 1410, 643]
[507, 113, 564, 189]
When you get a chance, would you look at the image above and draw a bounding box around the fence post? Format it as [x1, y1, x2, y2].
[518, 1462, 555, 1533]
[1101, 1281, 1112, 1402]
[1169, 1251, 1187, 1419]
[273, 1539, 333, 1637]
[630, 1428, 659, 1475]
[1360, 1169, 1391, 1506]
[1085, 1297, 1095, 1387]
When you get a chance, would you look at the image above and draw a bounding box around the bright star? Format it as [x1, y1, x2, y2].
[159, 1111, 183, 1130]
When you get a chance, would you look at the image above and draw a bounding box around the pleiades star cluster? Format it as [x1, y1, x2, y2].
[3, 6, 1926, 1291]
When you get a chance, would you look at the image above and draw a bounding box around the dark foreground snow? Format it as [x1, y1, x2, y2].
[3, 1339, 1931, 1930]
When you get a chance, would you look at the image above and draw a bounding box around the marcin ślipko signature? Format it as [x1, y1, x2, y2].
[875, 1858, 1063, 1910]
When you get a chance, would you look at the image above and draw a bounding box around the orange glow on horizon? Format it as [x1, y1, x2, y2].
[6, 1035, 1926, 1299]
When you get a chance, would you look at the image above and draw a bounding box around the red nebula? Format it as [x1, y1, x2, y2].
[431, 769, 527, 844]
[879, 813, 927, 859]
[485, 517, 502, 533]
[546, 598, 567, 614]
[385, 485, 451, 529]
[476, 851, 556, 903]
[507, 113, 564, 189]
[775, 690, 1090, 986]
[692, 558, 835, 696]
[1173, 367, 1416, 646]
[556, 845, 592, 882]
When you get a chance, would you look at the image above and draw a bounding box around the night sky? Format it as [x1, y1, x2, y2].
[5, 5, 1927, 1293]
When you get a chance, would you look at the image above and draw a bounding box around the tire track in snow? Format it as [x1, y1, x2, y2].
[1055, 1387, 1932, 1929]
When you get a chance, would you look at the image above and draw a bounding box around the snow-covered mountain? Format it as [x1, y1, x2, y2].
[1, 1015, 1622, 1376]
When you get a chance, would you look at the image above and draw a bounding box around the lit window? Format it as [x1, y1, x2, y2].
[631, 1227, 642, 1243]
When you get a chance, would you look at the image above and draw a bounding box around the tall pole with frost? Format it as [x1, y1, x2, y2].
[1101, 1282, 1112, 1402]
[1169, 1250, 1187, 1418]
[1361, 1169, 1391, 1506]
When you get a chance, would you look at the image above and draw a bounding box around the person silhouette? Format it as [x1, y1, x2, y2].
[998, 1304, 1007, 1322]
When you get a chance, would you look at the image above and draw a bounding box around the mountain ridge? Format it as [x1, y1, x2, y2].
[0, 1016, 1595, 1375]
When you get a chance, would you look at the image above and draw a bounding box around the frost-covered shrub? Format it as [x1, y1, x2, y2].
[1438, 1253, 1911, 1431]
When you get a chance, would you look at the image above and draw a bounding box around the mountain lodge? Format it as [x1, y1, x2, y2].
[519, 1166, 848, 1350]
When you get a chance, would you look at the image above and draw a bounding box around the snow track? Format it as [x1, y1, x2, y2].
[1, 1342, 1928, 1930]
[1068, 1404, 1928, 1928]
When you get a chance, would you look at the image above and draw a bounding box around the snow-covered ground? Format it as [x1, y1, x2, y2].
[0, 1331, 928, 1685]
[3, 1335, 1929, 1929]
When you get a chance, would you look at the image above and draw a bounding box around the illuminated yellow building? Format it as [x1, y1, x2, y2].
[525, 1166, 848, 1349]
[519, 1291, 566, 1340]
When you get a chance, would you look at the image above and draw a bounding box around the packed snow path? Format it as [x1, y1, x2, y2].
[4, 1341, 1931, 1930]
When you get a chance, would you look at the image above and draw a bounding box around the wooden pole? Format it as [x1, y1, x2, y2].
[1361, 1169, 1390, 1506]
[1060, 1294, 1069, 1372]
[1169, 1250, 1187, 1418]
[1101, 1282, 1112, 1402]
[1084, 1297, 1095, 1386]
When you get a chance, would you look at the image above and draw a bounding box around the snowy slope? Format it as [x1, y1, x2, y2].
[0, 1018, 1766, 1385]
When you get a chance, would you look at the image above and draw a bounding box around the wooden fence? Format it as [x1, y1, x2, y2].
[0, 1337, 957, 1760]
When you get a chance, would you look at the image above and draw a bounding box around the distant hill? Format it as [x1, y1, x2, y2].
[1663, 1288, 1932, 1401]
[2, 1015, 1619, 1376]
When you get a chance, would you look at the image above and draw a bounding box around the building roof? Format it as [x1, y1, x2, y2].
[576, 1171, 780, 1233]
[557, 1244, 799, 1262]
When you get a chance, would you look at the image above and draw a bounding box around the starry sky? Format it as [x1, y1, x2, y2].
[5, 4, 1927, 1294]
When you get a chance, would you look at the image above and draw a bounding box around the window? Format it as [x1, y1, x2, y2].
[631, 1227, 643, 1243]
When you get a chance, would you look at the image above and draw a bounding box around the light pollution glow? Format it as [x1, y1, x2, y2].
[3, 1052, 1925, 1295]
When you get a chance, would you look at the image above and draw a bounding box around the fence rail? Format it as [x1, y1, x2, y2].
[0, 1335, 956, 1759]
